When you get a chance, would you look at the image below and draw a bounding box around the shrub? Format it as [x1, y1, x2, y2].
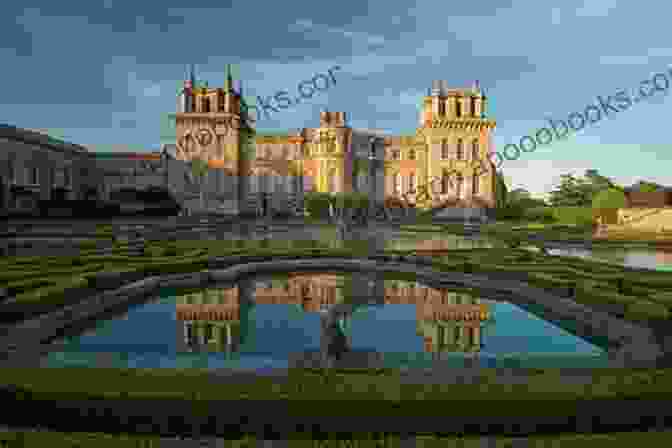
[304, 192, 370, 219]
[650, 292, 672, 308]
[304, 192, 332, 219]
[552, 207, 594, 226]
[495, 204, 526, 220]
[625, 300, 671, 321]
[523, 206, 556, 223]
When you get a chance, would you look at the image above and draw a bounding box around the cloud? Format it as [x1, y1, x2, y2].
[142, 83, 162, 98]
[288, 19, 386, 47]
[575, 0, 619, 17]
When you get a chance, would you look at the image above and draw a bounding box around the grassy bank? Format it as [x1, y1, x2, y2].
[2, 430, 672, 447]
[1, 367, 672, 438]
[4, 367, 672, 402]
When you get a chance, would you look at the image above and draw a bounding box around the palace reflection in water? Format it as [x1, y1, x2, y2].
[174, 273, 492, 359]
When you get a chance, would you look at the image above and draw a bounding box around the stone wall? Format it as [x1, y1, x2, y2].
[0, 127, 100, 216]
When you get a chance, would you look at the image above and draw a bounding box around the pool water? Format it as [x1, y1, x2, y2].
[41, 273, 610, 371]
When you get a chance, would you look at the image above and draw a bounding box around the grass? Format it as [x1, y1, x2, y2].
[2, 430, 672, 447]
[2, 366, 672, 403]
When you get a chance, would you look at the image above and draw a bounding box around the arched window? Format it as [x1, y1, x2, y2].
[203, 96, 211, 113]
[456, 173, 464, 198]
[218, 91, 225, 111]
[456, 139, 464, 160]
[438, 99, 446, 116]
[456, 100, 462, 118]
[393, 173, 402, 195]
[472, 139, 479, 160]
[409, 172, 416, 193]
[472, 174, 480, 195]
[408, 149, 416, 160]
[441, 171, 450, 194]
[441, 140, 449, 159]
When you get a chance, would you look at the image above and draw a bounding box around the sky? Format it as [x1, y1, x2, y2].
[1, 0, 671, 199]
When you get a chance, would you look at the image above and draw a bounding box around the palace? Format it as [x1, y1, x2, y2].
[170, 66, 497, 215]
[0, 66, 497, 218]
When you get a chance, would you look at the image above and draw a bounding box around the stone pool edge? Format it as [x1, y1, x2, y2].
[0, 256, 665, 369]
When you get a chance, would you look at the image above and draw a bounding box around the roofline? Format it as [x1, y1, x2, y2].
[0, 124, 89, 155]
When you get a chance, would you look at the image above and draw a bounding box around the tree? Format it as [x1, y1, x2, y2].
[507, 188, 531, 203]
[495, 171, 508, 208]
[592, 187, 627, 209]
[548, 174, 593, 206]
[632, 180, 664, 192]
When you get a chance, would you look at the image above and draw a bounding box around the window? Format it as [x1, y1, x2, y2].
[441, 171, 450, 194]
[27, 167, 39, 184]
[456, 100, 462, 118]
[472, 174, 480, 195]
[456, 174, 464, 198]
[471, 139, 479, 160]
[393, 173, 402, 195]
[440, 140, 449, 159]
[471, 97, 478, 117]
[438, 99, 445, 116]
[409, 172, 416, 193]
[456, 139, 464, 160]
[392, 149, 400, 160]
[203, 96, 211, 113]
[408, 149, 416, 160]
[8, 159, 15, 183]
[63, 167, 71, 187]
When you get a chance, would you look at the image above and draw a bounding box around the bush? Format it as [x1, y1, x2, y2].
[625, 300, 671, 321]
[523, 206, 556, 223]
[304, 192, 370, 219]
[495, 204, 526, 220]
[552, 207, 594, 226]
[304, 192, 332, 218]
[650, 292, 672, 308]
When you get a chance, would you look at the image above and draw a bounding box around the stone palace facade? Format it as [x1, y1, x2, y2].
[170, 69, 498, 215]
[0, 70, 497, 218]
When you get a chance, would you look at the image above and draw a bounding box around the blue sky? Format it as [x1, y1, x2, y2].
[1, 0, 670, 198]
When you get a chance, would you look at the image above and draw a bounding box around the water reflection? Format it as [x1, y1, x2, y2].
[549, 246, 672, 271]
[43, 272, 608, 370]
[173, 274, 494, 358]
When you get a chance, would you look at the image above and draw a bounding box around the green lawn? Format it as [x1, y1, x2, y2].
[1, 430, 672, 447]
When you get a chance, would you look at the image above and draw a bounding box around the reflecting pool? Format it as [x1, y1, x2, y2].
[42, 273, 610, 371]
[549, 246, 672, 271]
